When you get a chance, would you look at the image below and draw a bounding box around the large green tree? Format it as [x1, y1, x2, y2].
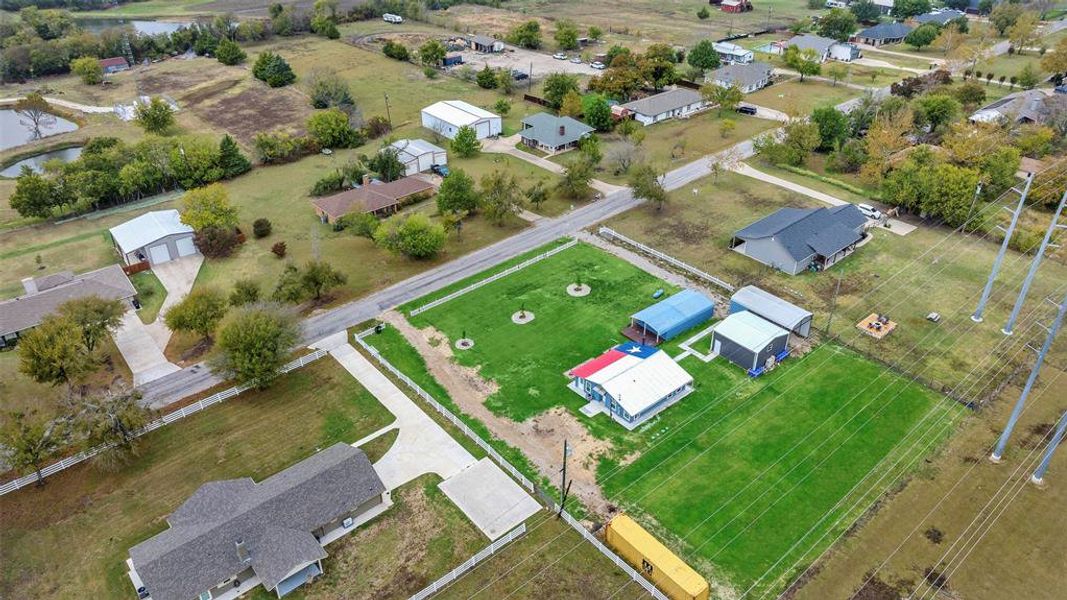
[419, 39, 447, 66]
[59, 296, 124, 354]
[480, 170, 523, 225]
[218, 135, 251, 178]
[687, 40, 720, 75]
[543, 73, 580, 109]
[306, 108, 358, 148]
[134, 97, 176, 135]
[180, 183, 239, 231]
[783, 46, 821, 81]
[817, 8, 858, 42]
[507, 20, 543, 49]
[70, 56, 103, 84]
[301, 259, 346, 300]
[629, 163, 668, 211]
[811, 106, 850, 151]
[164, 287, 229, 341]
[213, 303, 300, 389]
[436, 169, 479, 214]
[18, 316, 92, 386]
[905, 24, 939, 51]
[893, 0, 931, 19]
[451, 125, 482, 158]
[701, 83, 744, 116]
[0, 411, 65, 486]
[374, 213, 447, 259]
[555, 19, 580, 50]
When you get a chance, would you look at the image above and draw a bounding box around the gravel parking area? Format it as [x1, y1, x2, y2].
[453, 44, 601, 79]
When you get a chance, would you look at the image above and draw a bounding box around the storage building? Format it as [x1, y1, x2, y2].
[729, 285, 813, 337]
[420, 100, 502, 139]
[625, 289, 716, 345]
[605, 515, 710, 600]
[568, 342, 694, 429]
[389, 139, 447, 176]
[109, 209, 197, 266]
[711, 311, 789, 375]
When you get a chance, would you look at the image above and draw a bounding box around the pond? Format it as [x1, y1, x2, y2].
[76, 18, 193, 36]
[1, 147, 83, 178]
[0, 109, 80, 152]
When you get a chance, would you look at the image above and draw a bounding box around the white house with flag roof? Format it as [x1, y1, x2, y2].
[568, 341, 694, 429]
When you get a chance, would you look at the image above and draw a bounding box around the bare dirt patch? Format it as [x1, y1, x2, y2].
[380, 310, 617, 516]
[192, 81, 312, 145]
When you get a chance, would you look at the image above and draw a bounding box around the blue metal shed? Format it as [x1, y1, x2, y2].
[628, 289, 716, 344]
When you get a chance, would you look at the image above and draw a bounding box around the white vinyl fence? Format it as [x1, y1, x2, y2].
[598, 226, 735, 293]
[356, 328, 668, 600]
[0, 349, 328, 496]
[408, 523, 527, 600]
[408, 238, 578, 317]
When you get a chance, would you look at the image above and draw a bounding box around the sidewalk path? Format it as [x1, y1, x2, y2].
[483, 133, 624, 195]
[0, 96, 114, 114]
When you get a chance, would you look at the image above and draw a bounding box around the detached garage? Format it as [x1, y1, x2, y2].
[729, 285, 814, 337]
[625, 289, 716, 345]
[421, 100, 502, 140]
[711, 311, 789, 375]
[110, 209, 197, 266]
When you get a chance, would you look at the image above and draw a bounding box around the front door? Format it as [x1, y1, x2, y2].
[712, 338, 722, 354]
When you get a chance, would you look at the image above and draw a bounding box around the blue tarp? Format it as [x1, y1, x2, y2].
[276, 563, 321, 597]
[631, 289, 716, 341]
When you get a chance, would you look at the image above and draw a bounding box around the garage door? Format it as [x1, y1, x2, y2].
[175, 236, 197, 257]
[148, 244, 172, 265]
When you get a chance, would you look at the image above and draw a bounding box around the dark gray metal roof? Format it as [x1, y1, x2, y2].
[707, 61, 773, 88]
[130, 444, 384, 600]
[735, 205, 866, 261]
[857, 22, 914, 40]
[520, 112, 594, 148]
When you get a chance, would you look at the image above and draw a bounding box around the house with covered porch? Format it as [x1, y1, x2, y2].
[730, 205, 868, 275]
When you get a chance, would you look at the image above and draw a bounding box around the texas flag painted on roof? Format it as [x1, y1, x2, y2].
[569, 342, 659, 379]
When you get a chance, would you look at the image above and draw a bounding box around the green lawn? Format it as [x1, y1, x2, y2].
[601, 343, 959, 597]
[130, 270, 166, 324]
[407, 242, 679, 421]
[0, 359, 395, 600]
[746, 80, 862, 117]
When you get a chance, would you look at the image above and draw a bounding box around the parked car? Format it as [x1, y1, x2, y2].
[553, 52, 568, 60]
[512, 69, 529, 80]
[431, 164, 450, 177]
[570, 56, 583, 64]
[858, 203, 883, 221]
[736, 105, 757, 115]
[590, 61, 606, 70]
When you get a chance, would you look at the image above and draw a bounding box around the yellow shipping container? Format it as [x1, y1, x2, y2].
[604, 515, 710, 600]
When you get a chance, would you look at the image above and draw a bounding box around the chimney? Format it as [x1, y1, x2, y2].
[21, 277, 37, 296]
[559, 125, 566, 136]
[235, 539, 251, 564]
[362, 174, 371, 187]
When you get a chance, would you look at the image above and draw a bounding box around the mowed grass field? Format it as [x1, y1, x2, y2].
[0, 360, 394, 599]
[406, 242, 679, 422]
[745, 79, 863, 117]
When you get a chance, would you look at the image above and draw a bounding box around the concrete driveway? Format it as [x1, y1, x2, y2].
[114, 311, 181, 386]
[144, 255, 203, 349]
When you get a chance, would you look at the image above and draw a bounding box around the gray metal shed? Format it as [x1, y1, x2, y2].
[712, 311, 789, 372]
[729, 286, 814, 337]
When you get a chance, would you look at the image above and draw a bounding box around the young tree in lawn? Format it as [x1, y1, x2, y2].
[14, 93, 53, 140]
[687, 40, 720, 77]
[383, 40, 411, 61]
[559, 90, 583, 117]
[58, 296, 124, 354]
[181, 183, 239, 231]
[783, 46, 821, 81]
[373, 213, 447, 259]
[419, 39, 447, 67]
[905, 24, 939, 51]
[989, 2, 1024, 36]
[555, 19, 580, 50]
[0, 411, 65, 486]
[436, 169, 479, 213]
[629, 163, 667, 211]
[720, 118, 737, 138]
[271, 264, 306, 303]
[701, 82, 744, 116]
[507, 20, 543, 49]
[480, 170, 523, 225]
[218, 135, 251, 178]
[229, 279, 260, 306]
[476, 65, 498, 89]
[305, 69, 355, 111]
[1017, 63, 1042, 89]
[1007, 11, 1039, 54]
[301, 259, 346, 300]
[215, 38, 247, 65]
[817, 8, 857, 42]
[496, 69, 515, 95]
[164, 287, 229, 342]
[827, 63, 849, 86]
[525, 180, 549, 212]
[451, 125, 482, 158]
[543, 73, 580, 109]
[811, 106, 850, 151]
[71, 56, 103, 84]
[588, 26, 603, 41]
[18, 316, 91, 387]
[557, 157, 594, 200]
[135, 97, 176, 135]
[578, 135, 603, 166]
[697, 6, 710, 19]
[252, 51, 296, 87]
[213, 303, 300, 389]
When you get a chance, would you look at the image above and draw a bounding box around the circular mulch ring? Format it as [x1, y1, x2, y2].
[455, 338, 475, 350]
[567, 283, 591, 297]
[511, 311, 536, 325]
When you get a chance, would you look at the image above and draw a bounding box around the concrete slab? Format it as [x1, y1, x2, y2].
[113, 311, 181, 386]
[143, 255, 203, 350]
[439, 458, 542, 540]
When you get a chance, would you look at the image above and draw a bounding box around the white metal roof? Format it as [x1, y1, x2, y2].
[731, 286, 813, 331]
[389, 138, 446, 159]
[596, 351, 694, 416]
[108, 209, 194, 254]
[421, 100, 499, 127]
[714, 311, 788, 352]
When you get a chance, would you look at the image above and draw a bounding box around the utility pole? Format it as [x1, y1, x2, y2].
[383, 93, 392, 127]
[528, 60, 533, 92]
[991, 293, 1067, 462]
[1003, 189, 1067, 335]
[972, 173, 1032, 323]
[557, 439, 572, 517]
[1032, 405, 1067, 484]
[966, 181, 983, 222]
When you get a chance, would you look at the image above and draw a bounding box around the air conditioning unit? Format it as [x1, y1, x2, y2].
[342, 517, 355, 529]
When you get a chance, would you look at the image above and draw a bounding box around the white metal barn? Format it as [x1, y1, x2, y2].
[389, 139, 448, 176]
[109, 209, 197, 266]
[729, 285, 814, 337]
[420, 100, 502, 139]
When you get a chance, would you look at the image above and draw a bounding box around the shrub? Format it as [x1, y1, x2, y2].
[215, 38, 247, 65]
[71, 56, 103, 84]
[383, 40, 410, 61]
[271, 241, 287, 258]
[476, 66, 498, 89]
[181, 184, 238, 231]
[252, 51, 296, 87]
[697, 6, 710, 18]
[423, 66, 438, 79]
[194, 226, 240, 258]
[306, 108, 360, 148]
[229, 279, 260, 306]
[373, 213, 446, 259]
[310, 170, 345, 196]
[337, 212, 380, 238]
[364, 115, 392, 139]
[252, 131, 315, 164]
[252, 218, 272, 238]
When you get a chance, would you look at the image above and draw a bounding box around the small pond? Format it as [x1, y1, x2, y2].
[1, 147, 83, 178]
[76, 18, 193, 36]
[0, 109, 80, 152]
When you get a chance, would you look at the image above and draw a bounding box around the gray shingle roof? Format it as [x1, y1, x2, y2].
[857, 22, 914, 40]
[707, 61, 773, 89]
[972, 90, 1067, 124]
[787, 34, 836, 55]
[915, 9, 965, 25]
[130, 444, 385, 600]
[621, 88, 704, 117]
[520, 112, 594, 148]
[0, 264, 136, 337]
[735, 205, 866, 261]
